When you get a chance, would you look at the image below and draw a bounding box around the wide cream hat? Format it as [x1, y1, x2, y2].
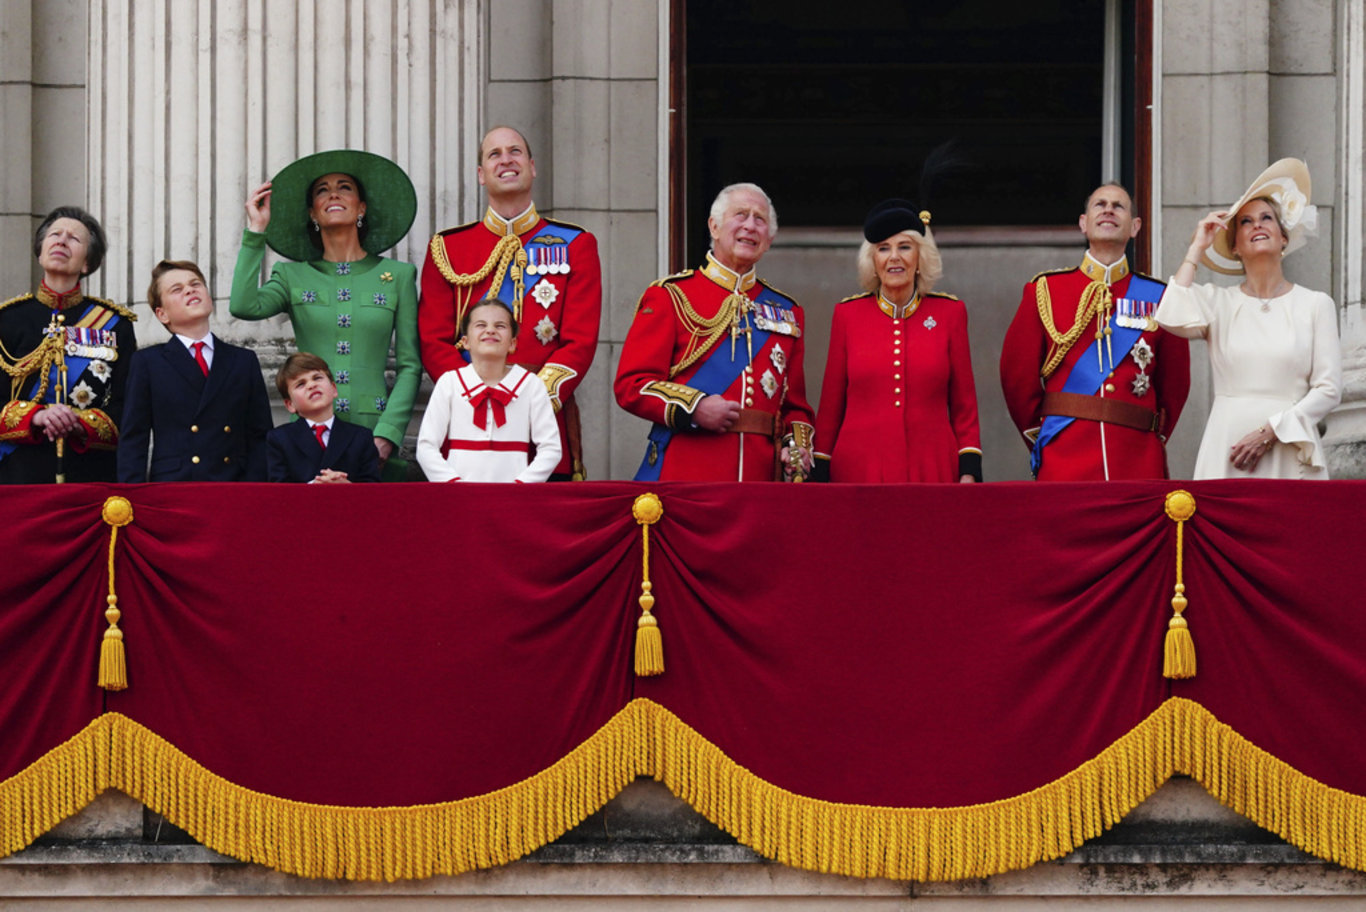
[1203, 158, 1317, 275]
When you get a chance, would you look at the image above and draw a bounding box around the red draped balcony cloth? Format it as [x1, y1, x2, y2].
[0, 481, 1362, 880]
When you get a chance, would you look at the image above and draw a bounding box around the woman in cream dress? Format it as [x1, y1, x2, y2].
[1155, 159, 1341, 479]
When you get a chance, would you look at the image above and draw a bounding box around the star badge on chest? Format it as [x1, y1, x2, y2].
[531, 279, 559, 309]
[769, 346, 786, 374]
[1130, 338, 1154, 371]
[535, 315, 558, 344]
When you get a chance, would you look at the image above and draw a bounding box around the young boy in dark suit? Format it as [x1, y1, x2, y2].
[117, 260, 272, 482]
[267, 353, 381, 483]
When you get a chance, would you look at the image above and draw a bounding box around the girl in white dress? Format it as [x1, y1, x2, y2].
[416, 299, 561, 483]
[1156, 159, 1341, 479]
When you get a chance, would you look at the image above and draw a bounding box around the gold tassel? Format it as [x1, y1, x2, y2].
[99, 496, 134, 691]
[632, 493, 665, 676]
[1163, 490, 1197, 679]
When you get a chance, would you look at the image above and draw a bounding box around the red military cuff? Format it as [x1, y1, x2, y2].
[0, 401, 43, 444]
[71, 409, 119, 452]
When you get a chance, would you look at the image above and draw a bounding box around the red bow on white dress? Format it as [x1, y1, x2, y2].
[470, 386, 513, 429]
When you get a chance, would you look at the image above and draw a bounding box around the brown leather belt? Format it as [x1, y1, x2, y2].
[1041, 391, 1163, 434]
[728, 408, 778, 437]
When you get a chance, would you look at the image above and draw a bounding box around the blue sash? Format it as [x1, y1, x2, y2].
[634, 286, 789, 481]
[0, 304, 123, 463]
[459, 221, 587, 366]
[1031, 275, 1164, 476]
[491, 221, 583, 309]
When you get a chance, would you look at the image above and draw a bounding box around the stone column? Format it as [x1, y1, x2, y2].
[0, 0, 90, 295]
[83, 0, 481, 348]
[0, 2, 35, 295]
[1158, 0, 1361, 478]
[1323, 0, 1366, 476]
[486, 0, 663, 479]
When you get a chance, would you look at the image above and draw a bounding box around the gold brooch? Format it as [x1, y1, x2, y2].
[380, 272, 394, 283]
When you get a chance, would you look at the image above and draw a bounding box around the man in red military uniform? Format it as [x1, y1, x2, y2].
[1000, 183, 1190, 480]
[616, 183, 814, 482]
[420, 126, 600, 479]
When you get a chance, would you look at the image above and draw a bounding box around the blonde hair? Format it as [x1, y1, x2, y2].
[1229, 196, 1290, 255]
[856, 228, 943, 296]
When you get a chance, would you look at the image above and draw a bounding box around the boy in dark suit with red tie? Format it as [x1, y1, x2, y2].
[117, 260, 272, 482]
[267, 353, 381, 483]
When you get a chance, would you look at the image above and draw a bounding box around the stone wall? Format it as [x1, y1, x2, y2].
[485, 0, 665, 480]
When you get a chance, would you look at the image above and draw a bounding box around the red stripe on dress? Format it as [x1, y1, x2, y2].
[447, 440, 530, 453]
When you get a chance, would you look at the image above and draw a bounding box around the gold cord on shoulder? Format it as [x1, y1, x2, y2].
[666, 286, 750, 379]
[429, 233, 529, 326]
[0, 325, 63, 404]
[1037, 278, 1112, 379]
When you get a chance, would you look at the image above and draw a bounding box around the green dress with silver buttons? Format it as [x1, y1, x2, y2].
[230, 229, 420, 471]
[232, 228, 417, 453]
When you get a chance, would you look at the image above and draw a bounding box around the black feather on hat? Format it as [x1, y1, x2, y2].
[862, 141, 965, 242]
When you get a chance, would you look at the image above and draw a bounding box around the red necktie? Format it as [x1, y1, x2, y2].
[470, 387, 513, 429]
[313, 424, 327, 450]
[191, 341, 209, 377]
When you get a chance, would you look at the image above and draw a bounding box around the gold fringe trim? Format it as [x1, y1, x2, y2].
[103, 710, 644, 881]
[3, 700, 1365, 881]
[636, 698, 1170, 880]
[0, 716, 110, 857]
[1170, 697, 1366, 869]
[640, 698, 1366, 880]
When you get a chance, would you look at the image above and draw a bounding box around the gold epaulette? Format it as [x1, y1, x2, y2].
[542, 216, 591, 234]
[648, 269, 695, 289]
[90, 297, 138, 321]
[632, 271, 694, 319]
[0, 293, 36, 313]
[758, 279, 797, 305]
[1029, 266, 1075, 284]
[836, 292, 870, 304]
[924, 290, 962, 302]
[432, 220, 481, 238]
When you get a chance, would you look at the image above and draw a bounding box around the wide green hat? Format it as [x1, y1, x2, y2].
[265, 149, 418, 262]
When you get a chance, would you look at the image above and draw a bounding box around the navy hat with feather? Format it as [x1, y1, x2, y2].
[863, 199, 930, 242]
[862, 142, 964, 242]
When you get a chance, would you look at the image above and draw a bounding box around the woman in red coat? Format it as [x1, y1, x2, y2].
[814, 200, 981, 483]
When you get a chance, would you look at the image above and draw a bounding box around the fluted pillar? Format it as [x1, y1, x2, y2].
[85, 0, 483, 340]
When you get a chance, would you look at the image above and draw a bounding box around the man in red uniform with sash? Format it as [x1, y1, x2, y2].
[1000, 183, 1190, 480]
[420, 126, 601, 480]
[616, 183, 814, 482]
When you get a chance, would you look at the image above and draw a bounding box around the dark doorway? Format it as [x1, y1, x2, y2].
[680, 0, 1142, 265]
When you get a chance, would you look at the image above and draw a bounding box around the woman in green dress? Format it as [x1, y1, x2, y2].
[231, 150, 420, 479]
